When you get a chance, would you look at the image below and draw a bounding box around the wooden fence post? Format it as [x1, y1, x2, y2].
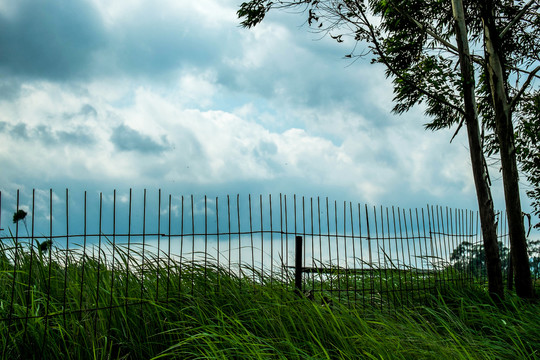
[295, 235, 302, 296]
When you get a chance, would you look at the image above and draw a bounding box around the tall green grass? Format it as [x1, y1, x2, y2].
[0, 238, 538, 359]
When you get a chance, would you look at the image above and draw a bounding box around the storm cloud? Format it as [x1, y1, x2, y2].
[0, 0, 106, 80]
[0, 121, 95, 146]
[111, 124, 171, 154]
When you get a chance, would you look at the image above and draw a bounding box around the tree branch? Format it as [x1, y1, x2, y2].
[450, 117, 465, 143]
[350, 1, 466, 116]
[508, 64, 540, 79]
[500, 0, 537, 38]
[385, 0, 458, 52]
[510, 64, 540, 110]
[384, 0, 485, 67]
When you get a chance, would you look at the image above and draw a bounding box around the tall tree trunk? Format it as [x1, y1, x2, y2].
[480, 3, 534, 298]
[451, 0, 504, 300]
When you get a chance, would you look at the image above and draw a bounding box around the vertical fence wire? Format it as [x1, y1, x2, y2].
[236, 194, 241, 288]
[204, 195, 208, 295]
[358, 204, 365, 308]
[302, 196, 305, 293]
[377, 206, 387, 307]
[191, 195, 196, 294]
[126, 190, 132, 308]
[334, 201, 340, 299]
[107, 190, 117, 332]
[270, 195, 274, 286]
[372, 206, 381, 309]
[23, 190, 36, 341]
[63, 189, 68, 329]
[226, 195, 231, 277]
[409, 209, 421, 297]
[318, 198, 323, 294]
[167, 194, 172, 301]
[156, 189, 161, 301]
[309, 198, 313, 292]
[403, 208, 413, 303]
[327, 199, 333, 292]
[430, 206, 441, 285]
[365, 205, 373, 305]
[343, 201, 349, 305]
[141, 190, 147, 302]
[350, 202, 357, 305]
[180, 195, 185, 293]
[466, 209, 473, 283]
[248, 195, 254, 285]
[294, 195, 297, 278]
[94, 192, 102, 340]
[259, 195, 263, 284]
[418, 209, 427, 294]
[392, 207, 403, 307]
[216, 196, 220, 283]
[387, 207, 398, 307]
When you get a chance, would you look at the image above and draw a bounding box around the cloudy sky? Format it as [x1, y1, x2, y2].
[0, 0, 536, 228]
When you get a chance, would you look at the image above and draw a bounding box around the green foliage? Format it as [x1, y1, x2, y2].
[237, 0, 275, 28]
[0, 237, 539, 359]
[370, 0, 464, 128]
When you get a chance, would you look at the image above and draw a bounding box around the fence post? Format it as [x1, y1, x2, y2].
[295, 235, 303, 296]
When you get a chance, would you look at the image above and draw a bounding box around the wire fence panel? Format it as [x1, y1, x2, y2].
[1, 188, 538, 346]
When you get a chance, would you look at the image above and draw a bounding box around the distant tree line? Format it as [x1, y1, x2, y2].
[451, 239, 540, 283]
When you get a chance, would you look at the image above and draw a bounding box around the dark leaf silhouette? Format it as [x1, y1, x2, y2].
[13, 209, 27, 223]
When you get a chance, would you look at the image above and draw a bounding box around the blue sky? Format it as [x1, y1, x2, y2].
[0, 0, 537, 234]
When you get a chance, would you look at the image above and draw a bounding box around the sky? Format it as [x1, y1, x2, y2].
[0, 0, 537, 235]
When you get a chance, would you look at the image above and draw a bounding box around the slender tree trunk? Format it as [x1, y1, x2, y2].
[480, 3, 534, 298]
[451, 0, 504, 300]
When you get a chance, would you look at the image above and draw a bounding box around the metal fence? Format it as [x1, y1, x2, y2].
[0, 188, 531, 334]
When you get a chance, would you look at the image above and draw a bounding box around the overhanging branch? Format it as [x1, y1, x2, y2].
[384, 0, 485, 67]
[350, 0, 465, 116]
[510, 64, 540, 110]
[500, 0, 537, 38]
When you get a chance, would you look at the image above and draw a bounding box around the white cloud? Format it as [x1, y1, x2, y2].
[225, 23, 296, 70]
[91, 0, 237, 29]
[0, 0, 19, 18]
[176, 70, 220, 108]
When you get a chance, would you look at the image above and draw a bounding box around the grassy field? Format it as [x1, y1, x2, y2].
[0, 239, 539, 359]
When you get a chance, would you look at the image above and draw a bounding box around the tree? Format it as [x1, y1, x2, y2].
[477, 0, 536, 298]
[238, 0, 539, 298]
[450, 0, 504, 298]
